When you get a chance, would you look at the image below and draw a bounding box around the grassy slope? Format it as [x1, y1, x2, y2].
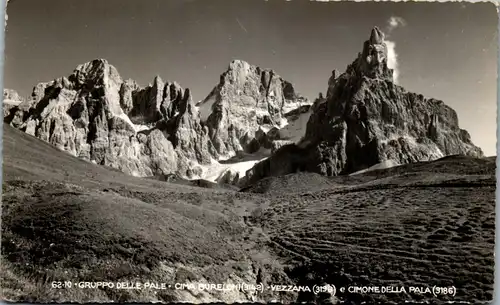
[243, 156, 496, 304]
[2, 124, 224, 193]
[1, 125, 291, 303]
[1, 124, 496, 304]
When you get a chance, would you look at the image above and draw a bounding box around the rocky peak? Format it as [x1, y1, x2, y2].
[369, 26, 384, 44]
[228, 59, 252, 72]
[326, 69, 339, 100]
[121, 76, 193, 127]
[3, 89, 25, 117]
[245, 27, 483, 185]
[349, 27, 393, 81]
[201, 60, 310, 158]
[178, 88, 194, 113]
[3, 59, 219, 179]
[173, 87, 217, 170]
[69, 59, 123, 90]
[151, 75, 164, 97]
[3, 88, 24, 102]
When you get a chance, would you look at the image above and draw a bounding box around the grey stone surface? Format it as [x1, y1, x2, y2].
[246, 27, 483, 185]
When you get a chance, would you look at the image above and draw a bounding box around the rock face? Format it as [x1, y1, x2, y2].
[4, 30, 483, 184]
[3, 59, 307, 180]
[198, 60, 309, 158]
[246, 27, 483, 185]
[3, 88, 24, 102]
[4, 59, 216, 178]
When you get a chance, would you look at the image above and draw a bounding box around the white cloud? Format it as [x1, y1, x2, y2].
[385, 40, 399, 84]
[387, 16, 407, 33]
[384, 16, 406, 84]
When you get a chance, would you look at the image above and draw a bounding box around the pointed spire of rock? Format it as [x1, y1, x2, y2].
[153, 75, 163, 86]
[353, 27, 392, 81]
[245, 26, 484, 185]
[179, 87, 195, 115]
[369, 26, 385, 45]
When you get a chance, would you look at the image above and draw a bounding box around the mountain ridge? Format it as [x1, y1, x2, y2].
[245, 27, 483, 185]
[3, 28, 485, 186]
[3, 58, 307, 182]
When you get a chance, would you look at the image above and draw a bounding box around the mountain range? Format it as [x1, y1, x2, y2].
[3, 27, 484, 187]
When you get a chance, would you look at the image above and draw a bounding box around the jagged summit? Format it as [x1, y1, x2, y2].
[228, 59, 250, 69]
[3, 59, 217, 179]
[88, 58, 109, 64]
[3, 88, 25, 117]
[369, 26, 385, 44]
[199, 59, 310, 158]
[349, 26, 394, 81]
[245, 27, 483, 185]
[72, 58, 121, 81]
[2, 30, 484, 187]
[3, 88, 24, 102]
[226, 59, 278, 76]
[3, 57, 310, 182]
[152, 75, 163, 84]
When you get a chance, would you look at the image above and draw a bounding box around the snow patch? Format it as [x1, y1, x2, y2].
[278, 110, 312, 143]
[202, 159, 265, 183]
[259, 124, 275, 134]
[188, 150, 269, 183]
[102, 71, 142, 133]
[3, 99, 22, 106]
[349, 159, 400, 176]
[133, 124, 150, 132]
[255, 108, 269, 117]
[110, 98, 150, 133]
[282, 100, 312, 115]
[197, 95, 216, 122]
[279, 117, 289, 128]
[115, 113, 139, 132]
[217, 151, 238, 162]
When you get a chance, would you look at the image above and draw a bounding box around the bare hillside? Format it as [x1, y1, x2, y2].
[2, 124, 293, 303]
[1, 124, 495, 304]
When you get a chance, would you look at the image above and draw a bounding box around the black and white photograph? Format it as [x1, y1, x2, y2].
[1, 0, 497, 304]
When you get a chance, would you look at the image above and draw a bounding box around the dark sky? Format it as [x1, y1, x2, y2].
[4, 0, 498, 156]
